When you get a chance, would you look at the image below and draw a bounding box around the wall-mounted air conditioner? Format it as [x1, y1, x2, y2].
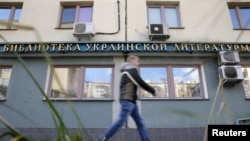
[148, 24, 170, 41]
[218, 51, 240, 65]
[235, 118, 250, 125]
[218, 65, 244, 86]
[73, 22, 95, 38]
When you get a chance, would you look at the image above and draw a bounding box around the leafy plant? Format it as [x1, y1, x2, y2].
[0, 21, 91, 141]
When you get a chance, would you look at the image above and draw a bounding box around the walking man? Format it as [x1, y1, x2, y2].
[97, 55, 157, 141]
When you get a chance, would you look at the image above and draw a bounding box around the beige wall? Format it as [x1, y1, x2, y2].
[1, 0, 250, 42]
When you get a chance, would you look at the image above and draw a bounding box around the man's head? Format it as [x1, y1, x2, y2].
[127, 55, 140, 68]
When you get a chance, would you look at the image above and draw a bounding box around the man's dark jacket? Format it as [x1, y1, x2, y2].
[119, 62, 155, 103]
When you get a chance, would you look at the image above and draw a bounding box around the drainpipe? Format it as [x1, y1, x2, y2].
[123, 0, 129, 62]
[95, 0, 121, 35]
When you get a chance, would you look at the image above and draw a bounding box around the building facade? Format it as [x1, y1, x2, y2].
[1, 0, 250, 141]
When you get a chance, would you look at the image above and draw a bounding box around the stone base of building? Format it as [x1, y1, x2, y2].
[0, 127, 206, 141]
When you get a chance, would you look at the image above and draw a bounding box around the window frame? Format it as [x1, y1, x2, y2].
[139, 64, 205, 100]
[228, 5, 250, 30]
[47, 65, 114, 101]
[0, 65, 12, 100]
[0, 3, 22, 30]
[171, 65, 205, 99]
[58, 3, 93, 29]
[147, 4, 182, 28]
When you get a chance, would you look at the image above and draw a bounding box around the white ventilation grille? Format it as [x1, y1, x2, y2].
[218, 51, 240, 65]
[218, 65, 244, 86]
[74, 23, 86, 34]
[73, 22, 95, 37]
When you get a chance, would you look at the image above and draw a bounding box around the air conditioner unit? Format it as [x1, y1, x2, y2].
[73, 22, 95, 37]
[148, 24, 170, 41]
[235, 118, 250, 125]
[218, 51, 240, 65]
[218, 65, 244, 86]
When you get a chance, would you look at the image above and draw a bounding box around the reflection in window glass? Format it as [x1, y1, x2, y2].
[84, 68, 112, 98]
[0, 68, 12, 99]
[60, 5, 93, 28]
[242, 67, 250, 98]
[61, 7, 76, 28]
[240, 8, 250, 29]
[0, 8, 11, 20]
[229, 6, 250, 29]
[13, 7, 22, 22]
[51, 67, 79, 98]
[164, 7, 179, 27]
[0, 6, 22, 29]
[148, 7, 162, 24]
[173, 67, 201, 98]
[140, 67, 168, 98]
[79, 6, 93, 22]
[148, 5, 181, 28]
[229, 8, 239, 29]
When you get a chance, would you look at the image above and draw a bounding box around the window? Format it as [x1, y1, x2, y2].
[229, 5, 250, 29]
[84, 68, 112, 98]
[0, 67, 12, 99]
[140, 67, 168, 98]
[173, 67, 201, 98]
[48, 66, 113, 100]
[147, 5, 181, 28]
[0, 4, 22, 29]
[59, 4, 93, 28]
[242, 66, 250, 98]
[140, 65, 204, 99]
